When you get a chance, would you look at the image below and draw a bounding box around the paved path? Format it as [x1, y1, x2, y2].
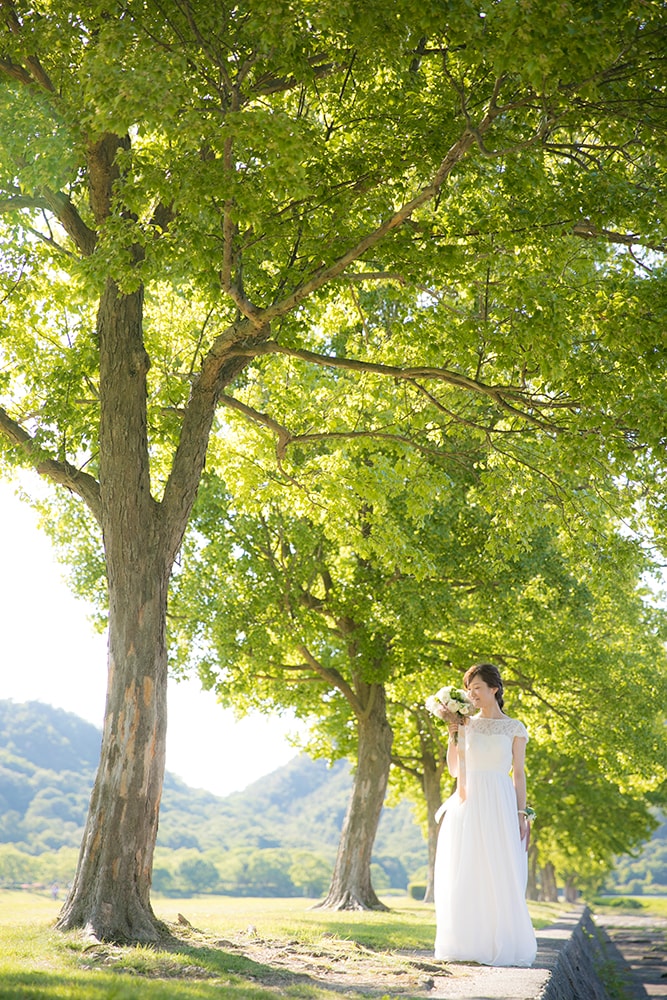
[424, 908, 599, 999]
[416, 908, 667, 1000]
[594, 912, 667, 1000]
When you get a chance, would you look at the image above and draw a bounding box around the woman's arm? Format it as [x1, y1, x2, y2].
[435, 705, 463, 778]
[446, 724, 459, 777]
[512, 736, 529, 842]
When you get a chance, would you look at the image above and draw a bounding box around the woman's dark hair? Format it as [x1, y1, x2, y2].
[463, 662, 504, 709]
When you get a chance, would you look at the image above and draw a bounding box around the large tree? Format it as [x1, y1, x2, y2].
[1, 0, 666, 939]
[169, 441, 490, 909]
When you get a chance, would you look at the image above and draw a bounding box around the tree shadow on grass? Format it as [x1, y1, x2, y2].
[301, 914, 436, 951]
[0, 956, 331, 1000]
[0, 967, 277, 1000]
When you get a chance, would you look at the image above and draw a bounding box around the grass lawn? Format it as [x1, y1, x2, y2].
[591, 895, 667, 918]
[0, 890, 573, 1000]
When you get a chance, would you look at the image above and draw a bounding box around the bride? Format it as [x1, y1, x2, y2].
[433, 663, 537, 967]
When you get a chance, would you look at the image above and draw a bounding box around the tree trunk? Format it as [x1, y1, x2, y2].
[526, 844, 539, 900]
[539, 861, 559, 902]
[56, 554, 170, 940]
[316, 682, 393, 910]
[564, 878, 579, 903]
[57, 280, 174, 941]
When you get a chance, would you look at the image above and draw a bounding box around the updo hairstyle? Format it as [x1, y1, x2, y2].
[463, 662, 504, 709]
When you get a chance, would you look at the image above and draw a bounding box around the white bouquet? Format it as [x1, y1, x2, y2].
[425, 685, 475, 725]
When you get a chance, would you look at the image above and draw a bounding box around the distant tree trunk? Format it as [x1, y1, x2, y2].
[57, 280, 174, 941]
[316, 681, 393, 910]
[526, 844, 539, 900]
[540, 861, 559, 902]
[564, 878, 579, 903]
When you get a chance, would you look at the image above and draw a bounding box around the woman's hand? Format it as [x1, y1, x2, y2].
[518, 813, 529, 843]
[436, 705, 465, 727]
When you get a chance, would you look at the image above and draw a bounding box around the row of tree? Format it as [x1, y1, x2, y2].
[604, 814, 667, 898]
[1, 0, 667, 939]
[0, 844, 338, 899]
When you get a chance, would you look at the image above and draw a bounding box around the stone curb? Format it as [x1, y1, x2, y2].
[539, 907, 613, 1000]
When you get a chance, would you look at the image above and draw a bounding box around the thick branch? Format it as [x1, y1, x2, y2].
[219, 392, 475, 463]
[0, 192, 50, 213]
[260, 127, 480, 323]
[297, 644, 363, 715]
[0, 188, 96, 256]
[0, 5, 56, 91]
[255, 84, 518, 325]
[219, 394, 290, 454]
[39, 190, 97, 256]
[571, 220, 666, 253]
[160, 319, 271, 557]
[0, 406, 102, 524]
[0, 56, 33, 85]
[229, 341, 565, 431]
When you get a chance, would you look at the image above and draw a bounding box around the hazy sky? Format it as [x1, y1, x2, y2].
[0, 477, 303, 797]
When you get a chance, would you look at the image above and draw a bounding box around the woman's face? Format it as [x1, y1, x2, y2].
[466, 675, 498, 711]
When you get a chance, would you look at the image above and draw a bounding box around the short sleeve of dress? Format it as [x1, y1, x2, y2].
[512, 719, 529, 741]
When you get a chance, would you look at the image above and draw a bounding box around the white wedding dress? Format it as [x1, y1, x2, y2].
[433, 716, 537, 967]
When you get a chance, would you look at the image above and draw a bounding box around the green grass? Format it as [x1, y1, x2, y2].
[591, 895, 667, 918]
[0, 891, 573, 1000]
[156, 894, 439, 949]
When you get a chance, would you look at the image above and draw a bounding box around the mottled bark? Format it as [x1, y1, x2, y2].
[56, 280, 169, 941]
[53, 270, 264, 940]
[316, 682, 393, 911]
[55, 554, 170, 941]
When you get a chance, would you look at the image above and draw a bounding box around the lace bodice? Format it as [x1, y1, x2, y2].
[463, 715, 528, 774]
[467, 716, 529, 740]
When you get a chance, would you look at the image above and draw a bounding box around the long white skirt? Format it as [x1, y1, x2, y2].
[433, 772, 537, 967]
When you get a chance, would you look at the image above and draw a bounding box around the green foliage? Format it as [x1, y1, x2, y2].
[1, 0, 666, 509]
[593, 896, 644, 909]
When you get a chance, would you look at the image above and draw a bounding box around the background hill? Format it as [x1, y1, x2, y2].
[0, 700, 427, 896]
[2, 699, 662, 898]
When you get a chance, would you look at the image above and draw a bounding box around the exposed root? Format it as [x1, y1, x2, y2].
[314, 889, 390, 912]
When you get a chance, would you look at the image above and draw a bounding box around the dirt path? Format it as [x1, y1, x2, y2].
[163, 909, 580, 999]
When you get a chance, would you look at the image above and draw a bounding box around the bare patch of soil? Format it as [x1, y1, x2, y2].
[214, 926, 448, 994]
[70, 914, 452, 996]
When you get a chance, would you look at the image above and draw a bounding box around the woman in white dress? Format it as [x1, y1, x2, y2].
[433, 663, 537, 967]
